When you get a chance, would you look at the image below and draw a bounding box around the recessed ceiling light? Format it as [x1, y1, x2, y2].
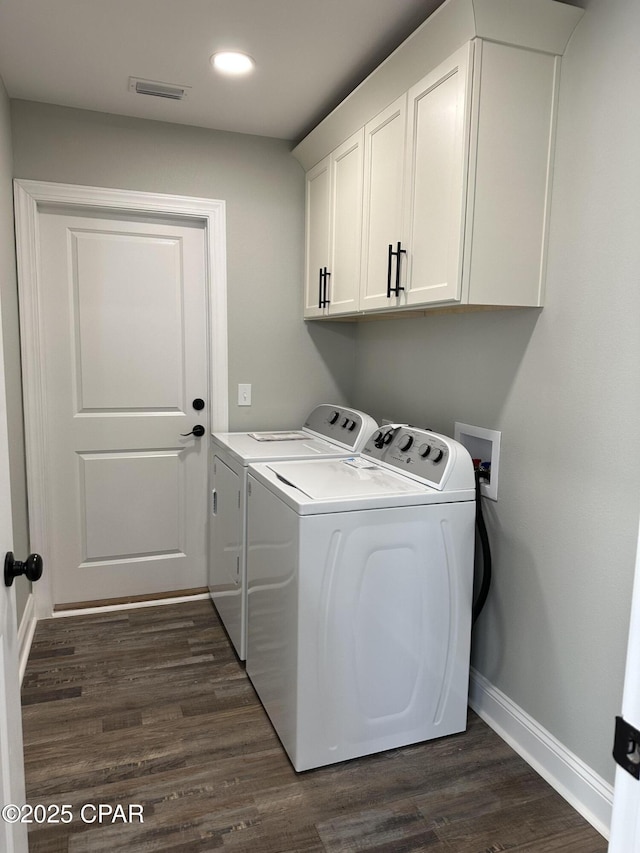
[210, 51, 255, 76]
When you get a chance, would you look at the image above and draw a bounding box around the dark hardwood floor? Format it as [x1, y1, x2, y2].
[21, 599, 607, 852]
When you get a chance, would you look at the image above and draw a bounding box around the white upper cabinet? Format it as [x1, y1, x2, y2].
[295, 0, 583, 321]
[304, 130, 363, 318]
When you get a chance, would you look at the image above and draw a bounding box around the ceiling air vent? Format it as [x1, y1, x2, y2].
[128, 77, 190, 101]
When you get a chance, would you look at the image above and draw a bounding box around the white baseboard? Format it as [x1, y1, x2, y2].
[17, 593, 37, 686]
[469, 667, 613, 839]
[51, 591, 211, 619]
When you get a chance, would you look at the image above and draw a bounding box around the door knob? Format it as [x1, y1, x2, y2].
[4, 552, 44, 587]
[180, 425, 206, 438]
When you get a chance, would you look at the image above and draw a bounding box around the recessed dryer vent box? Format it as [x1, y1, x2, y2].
[454, 422, 501, 501]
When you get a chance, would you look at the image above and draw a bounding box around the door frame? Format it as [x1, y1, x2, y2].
[609, 515, 640, 849]
[13, 179, 229, 619]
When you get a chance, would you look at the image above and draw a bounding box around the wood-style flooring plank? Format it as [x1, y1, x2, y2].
[22, 599, 607, 853]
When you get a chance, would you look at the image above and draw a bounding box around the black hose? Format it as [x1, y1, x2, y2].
[472, 468, 492, 623]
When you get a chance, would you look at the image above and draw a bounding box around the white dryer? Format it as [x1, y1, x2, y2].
[209, 404, 378, 660]
[245, 424, 475, 772]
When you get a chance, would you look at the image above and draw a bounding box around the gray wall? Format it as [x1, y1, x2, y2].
[0, 76, 30, 624]
[352, 0, 640, 785]
[10, 100, 356, 431]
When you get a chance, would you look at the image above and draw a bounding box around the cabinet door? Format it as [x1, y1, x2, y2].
[403, 43, 472, 306]
[360, 95, 407, 312]
[304, 155, 331, 318]
[327, 129, 364, 316]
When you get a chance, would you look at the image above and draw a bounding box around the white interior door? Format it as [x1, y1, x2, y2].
[37, 207, 209, 605]
[0, 305, 28, 850]
[609, 516, 640, 849]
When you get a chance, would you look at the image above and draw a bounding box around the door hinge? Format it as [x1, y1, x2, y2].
[248, 482, 252, 497]
[211, 490, 217, 515]
[238, 491, 241, 509]
[613, 715, 640, 779]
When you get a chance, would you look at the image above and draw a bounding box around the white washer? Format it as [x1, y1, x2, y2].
[209, 404, 378, 660]
[245, 425, 475, 772]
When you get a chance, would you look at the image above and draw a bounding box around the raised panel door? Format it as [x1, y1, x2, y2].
[304, 156, 331, 318]
[360, 95, 407, 312]
[327, 129, 363, 316]
[38, 209, 209, 605]
[403, 42, 473, 307]
[0, 267, 28, 852]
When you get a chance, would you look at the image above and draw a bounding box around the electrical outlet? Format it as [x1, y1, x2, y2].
[238, 384, 251, 406]
[454, 422, 501, 501]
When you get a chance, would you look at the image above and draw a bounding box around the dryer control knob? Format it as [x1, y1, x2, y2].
[398, 435, 414, 452]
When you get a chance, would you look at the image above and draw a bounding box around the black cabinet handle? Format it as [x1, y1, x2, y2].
[395, 242, 406, 294]
[318, 267, 331, 308]
[387, 242, 406, 297]
[322, 267, 331, 306]
[4, 552, 43, 587]
[181, 425, 205, 438]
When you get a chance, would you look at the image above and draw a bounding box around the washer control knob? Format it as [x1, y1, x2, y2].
[431, 448, 444, 463]
[398, 435, 414, 452]
[341, 417, 350, 428]
[382, 430, 395, 445]
[348, 420, 357, 431]
[418, 443, 431, 458]
[329, 411, 340, 424]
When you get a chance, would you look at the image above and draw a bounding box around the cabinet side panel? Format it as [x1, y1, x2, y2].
[467, 41, 558, 306]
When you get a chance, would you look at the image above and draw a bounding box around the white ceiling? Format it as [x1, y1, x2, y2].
[0, 0, 446, 142]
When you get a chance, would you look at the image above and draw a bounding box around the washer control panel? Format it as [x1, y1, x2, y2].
[362, 426, 455, 489]
[303, 405, 377, 451]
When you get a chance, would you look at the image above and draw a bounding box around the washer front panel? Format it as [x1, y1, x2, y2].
[245, 474, 475, 771]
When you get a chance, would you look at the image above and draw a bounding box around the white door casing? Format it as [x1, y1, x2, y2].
[0, 277, 28, 851]
[14, 181, 228, 616]
[609, 516, 640, 850]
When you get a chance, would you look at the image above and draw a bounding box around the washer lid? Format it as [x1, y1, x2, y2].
[211, 431, 343, 464]
[267, 458, 428, 500]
